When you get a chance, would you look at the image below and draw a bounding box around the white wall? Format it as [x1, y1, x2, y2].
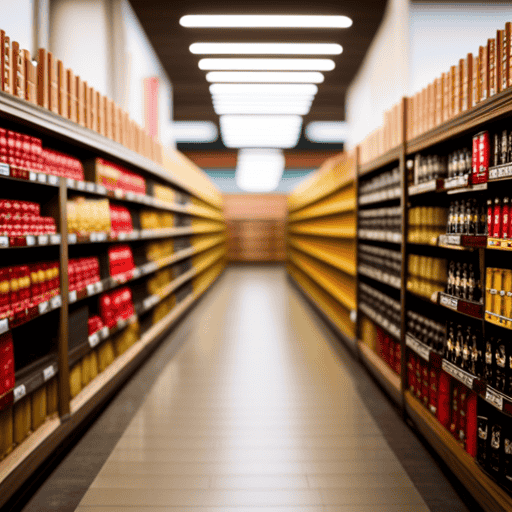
[345, 0, 410, 148]
[0, 0, 35, 54]
[409, 2, 512, 94]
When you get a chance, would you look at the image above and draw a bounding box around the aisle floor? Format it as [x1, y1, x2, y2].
[21, 266, 476, 512]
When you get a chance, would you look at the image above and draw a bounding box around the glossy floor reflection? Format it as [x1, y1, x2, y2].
[76, 266, 429, 511]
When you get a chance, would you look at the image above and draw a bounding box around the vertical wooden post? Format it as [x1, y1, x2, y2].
[57, 179, 70, 418]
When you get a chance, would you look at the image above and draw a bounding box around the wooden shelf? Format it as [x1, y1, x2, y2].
[358, 341, 402, 406]
[288, 224, 356, 238]
[405, 391, 512, 512]
[358, 146, 401, 177]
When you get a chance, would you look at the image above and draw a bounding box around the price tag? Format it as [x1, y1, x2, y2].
[117, 318, 127, 329]
[86, 182, 95, 192]
[114, 189, 123, 198]
[96, 232, 107, 242]
[485, 388, 504, 410]
[86, 283, 96, 295]
[95, 281, 103, 293]
[37, 173, 47, 184]
[88, 332, 100, 348]
[132, 268, 142, 278]
[442, 360, 475, 389]
[90, 232, 98, 242]
[38, 234, 49, 245]
[0, 318, 8, 334]
[43, 365, 56, 381]
[13, 384, 26, 402]
[446, 235, 461, 245]
[50, 234, 61, 245]
[406, 335, 430, 361]
[126, 192, 135, 201]
[69, 290, 77, 303]
[0, 162, 10, 176]
[25, 235, 35, 246]
[29, 171, 37, 182]
[77, 181, 86, 191]
[128, 315, 137, 325]
[118, 232, 127, 240]
[51, 295, 62, 308]
[440, 294, 458, 310]
[38, 301, 49, 315]
[67, 178, 75, 188]
[0, 236, 8, 248]
[68, 233, 77, 244]
[100, 326, 109, 339]
[48, 175, 59, 186]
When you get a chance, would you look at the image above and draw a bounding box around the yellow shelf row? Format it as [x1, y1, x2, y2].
[287, 212, 356, 238]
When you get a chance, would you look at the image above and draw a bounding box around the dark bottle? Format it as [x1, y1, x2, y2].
[458, 150, 466, 177]
[462, 326, 471, 371]
[459, 200, 467, 234]
[447, 261, 455, 295]
[508, 131, 512, 163]
[467, 264, 476, 302]
[454, 262, 462, 298]
[447, 203, 454, 234]
[495, 339, 507, 392]
[454, 324, 464, 367]
[484, 337, 494, 383]
[489, 423, 502, 477]
[465, 148, 472, 176]
[445, 323, 455, 361]
[461, 263, 468, 299]
[470, 332, 482, 377]
[479, 201, 488, 235]
[502, 130, 509, 165]
[477, 414, 489, 468]
[495, 133, 501, 167]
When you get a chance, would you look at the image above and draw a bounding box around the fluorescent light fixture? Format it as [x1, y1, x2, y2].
[305, 121, 348, 143]
[199, 58, 335, 71]
[212, 94, 315, 103]
[206, 71, 324, 83]
[181, 15, 352, 29]
[236, 148, 285, 193]
[173, 121, 218, 143]
[212, 98, 313, 107]
[210, 83, 318, 95]
[190, 43, 343, 55]
[214, 104, 311, 115]
[220, 114, 302, 148]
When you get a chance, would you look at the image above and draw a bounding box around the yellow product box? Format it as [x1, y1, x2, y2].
[46, 378, 58, 416]
[69, 363, 82, 399]
[31, 386, 47, 431]
[13, 394, 31, 445]
[0, 406, 13, 460]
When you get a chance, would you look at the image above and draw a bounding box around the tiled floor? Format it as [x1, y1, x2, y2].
[20, 266, 476, 512]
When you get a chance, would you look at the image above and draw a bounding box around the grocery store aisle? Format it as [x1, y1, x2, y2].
[21, 266, 475, 512]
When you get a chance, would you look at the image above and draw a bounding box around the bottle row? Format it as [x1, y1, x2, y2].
[358, 244, 401, 279]
[359, 282, 401, 333]
[359, 167, 400, 196]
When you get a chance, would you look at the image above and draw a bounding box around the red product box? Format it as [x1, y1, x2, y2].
[428, 366, 439, 415]
[88, 315, 104, 335]
[421, 360, 429, 407]
[493, 198, 502, 238]
[108, 245, 134, 276]
[472, 131, 490, 184]
[408, 353, 417, 395]
[394, 342, 401, 375]
[0, 332, 14, 396]
[437, 371, 451, 428]
[466, 391, 478, 457]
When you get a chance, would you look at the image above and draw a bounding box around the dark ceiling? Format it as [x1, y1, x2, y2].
[129, 0, 389, 125]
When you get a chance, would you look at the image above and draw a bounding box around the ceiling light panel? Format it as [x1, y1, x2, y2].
[172, 121, 218, 143]
[205, 71, 324, 83]
[214, 104, 311, 115]
[190, 43, 343, 55]
[199, 58, 335, 71]
[220, 114, 302, 148]
[305, 121, 349, 142]
[181, 15, 352, 29]
[236, 149, 285, 193]
[210, 83, 318, 95]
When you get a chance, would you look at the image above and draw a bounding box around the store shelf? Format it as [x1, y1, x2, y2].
[358, 146, 401, 177]
[408, 179, 445, 196]
[438, 234, 487, 250]
[358, 341, 402, 406]
[405, 390, 512, 512]
[405, 333, 442, 364]
[69, 227, 195, 245]
[358, 230, 402, 244]
[358, 264, 401, 289]
[487, 238, 512, 250]
[438, 292, 484, 319]
[359, 302, 400, 339]
[406, 86, 512, 155]
[489, 163, 512, 181]
[358, 187, 401, 206]
[288, 224, 356, 238]
[0, 233, 61, 249]
[287, 198, 356, 222]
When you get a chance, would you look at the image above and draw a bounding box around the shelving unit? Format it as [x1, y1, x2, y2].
[0, 93, 226, 508]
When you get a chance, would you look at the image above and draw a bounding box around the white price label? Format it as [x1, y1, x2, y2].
[48, 175, 59, 186]
[69, 290, 77, 303]
[43, 365, 56, 381]
[51, 295, 62, 308]
[38, 234, 49, 245]
[485, 388, 504, 410]
[129, 231, 139, 240]
[114, 189, 123, 198]
[96, 232, 107, 242]
[95, 281, 103, 293]
[90, 232, 98, 242]
[100, 326, 109, 339]
[13, 384, 26, 402]
[117, 318, 127, 329]
[77, 180, 86, 190]
[143, 295, 158, 310]
[25, 235, 35, 246]
[406, 335, 430, 361]
[0, 163, 10, 176]
[68, 233, 77, 244]
[446, 235, 461, 245]
[0, 236, 8, 248]
[29, 171, 37, 181]
[67, 178, 75, 188]
[0, 318, 8, 334]
[126, 192, 135, 201]
[37, 173, 47, 184]
[38, 301, 49, 314]
[50, 234, 61, 245]
[132, 268, 141, 278]
[440, 294, 458, 310]
[88, 332, 100, 347]
[97, 185, 107, 195]
[442, 361, 474, 389]
[86, 283, 96, 295]
[86, 182, 95, 192]
[118, 232, 127, 240]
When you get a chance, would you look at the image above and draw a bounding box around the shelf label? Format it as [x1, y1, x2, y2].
[143, 295, 159, 310]
[97, 185, 107, 195]
[443, 234, 461, 245]
[85, 182, 95, 192]
[77, 181, 86, 191]
[96, 232, 107, 242]
[0, 236, 8, 248]
[68, 233, 77, 244]
[0, 163, 10, 176]
[114, 189, 123, 198]
[406, 335, 431, 361]
[88, 332, 100, 348]
[67, 178, 75, 188]
[86, 283, 96, 295]
[13, 384, 26, 402]
[50, 234, 61, 245]
[485, 388, 504, 410]
[442, 360, 475, 389]
[25, 235, 35, 246]
[0, 318, 8, 334]
[48, 175, 59, 186]
[37, 173, 47, 184]
[445, 175, 469, 189]
[38, 301, 49, 314]
[90, 232, 98, 242]
[440, 294, 458, 310]
[95, 281, 103, 293]
[132, 267, 142, 279]
[117, 318, 127, 329]
[100, 326, 109, 339]
[43, 365, 56, 381]
[118, 232, 127, 240]
[29, 171, 37, 182]
[38, 235, 49, 245]
[489, 164, 512, 180]
[126, 192, 135, 201]
[69, 290, 77, 303]
[50, 295, 62, 308]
